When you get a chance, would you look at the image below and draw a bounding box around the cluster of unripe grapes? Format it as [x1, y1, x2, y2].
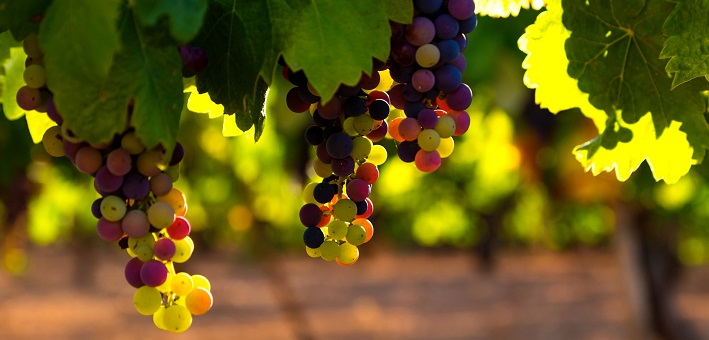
[283, 0, 476, 263]
[21, 33, 212, 333]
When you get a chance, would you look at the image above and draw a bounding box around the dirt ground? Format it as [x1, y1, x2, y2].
[1, 244, 709, 340]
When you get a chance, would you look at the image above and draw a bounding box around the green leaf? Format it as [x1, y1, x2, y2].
[0, 30, 19, 65]
[660, 0, 709, 88]
[0, 0, 50, 40]
[522, 0, 709, 183]
[563, 0, 709, 160]
[132, 0, 207, 43]
[2, 47, 27, 120]
[192, 0, 412, 140]
[43, 7, 183, 151]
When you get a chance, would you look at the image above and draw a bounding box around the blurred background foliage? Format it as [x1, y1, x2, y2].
[2, 8, 709, 276]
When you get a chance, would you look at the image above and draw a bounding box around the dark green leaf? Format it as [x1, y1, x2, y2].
[563, 0, 708, 156]
[132, 0, 208, 43]
[660, 0, 709, 88]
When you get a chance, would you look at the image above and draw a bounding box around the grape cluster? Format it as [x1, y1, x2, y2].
[387, 0, 475, 172]
[21, 34, 212, 333]
[283, 60, 386, 265]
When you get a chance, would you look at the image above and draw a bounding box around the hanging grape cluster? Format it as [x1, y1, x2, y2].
[21, 33, 213, 333]
[282, 0, 476, 264]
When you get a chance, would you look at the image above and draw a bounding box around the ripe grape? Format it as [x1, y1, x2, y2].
[150, 173, 173, 197]
[171, 272, 194, 296]
[166, 216, 191, 240]
[42, 125, 64, 157]
[122, 210, 150, 238]
[346, 224, 367, 246]
[148, 201, 176, 229]
[16, 85, 42, 110]
[172, 237, 194, 263]
[134, 286, 163, 316]
[303, 227, 325, 248]
[140, 260, 168, 287]
[97, 218, 124, 242]
[337, 243, 359, 265]
[107, 148, 132, 176]
[185, 287, 213, 316]
[153, 238, 176, 261]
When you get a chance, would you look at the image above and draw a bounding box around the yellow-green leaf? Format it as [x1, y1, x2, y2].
[475, 0, 545, 18]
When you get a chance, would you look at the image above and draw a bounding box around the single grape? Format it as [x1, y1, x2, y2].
[445, 84, 473, 111]
[22, 33, 42, 58]
[437, 137, 455, 158]
[366, 120, 388, 143]
[137, 150, 164, 177]
[122, 173, 150, 200]
[328, 219, 348, 240]
[415, 149, 442, 172]
[286, 87, 310, 113]
[435, 65, 462, 93]
[352, 114, 375, 135]
[412, 69, 435, 92]
[350, 136, 372, 160]
[140, 260, 168, 287]
[157, 188, 187, 216]
[333, 199, 357, 222]
[448, 0, 476, 20]
[337, 242, 359, 265]
[354, 218, 375, 243]
[185, 287, 213, 316]
[162, 304, 192, 333]
[326, 132, 353, 159]
[172, 272, 194, 296]
[148, 201, 176, 229]
[303, 227, 325, 248]
[449, 110, 471, 136]
[153, 238, 176, 261]
[313, 158, 333, 178]
[167, 216, 191, 240]
[150, 173, 173, 197]
[101, 195, 126, 222]
[367, 145, 387, 166]
[121, 132, 145, 155]
[106, 148, 132, 176]
[319, 240, 341, 261]
[418, 129, 441, 151]
[134, 286, 163, 316]
[74, 146, 102, 174]
[42, 126, 64, 157]
[96, 218, 124, 242]
[405, 16, 435, 46]
[95, 166, 124, 193]
[125, 257, 145, 288]
[434, 115, 457, 138]
[317, 97, 343, 120]
[434, 13, 460, 40]
[313, 183, 336, 204]
[346, 224, 367, 246]
[415, 44, 440, 68]
[346, 179, 370, 202]
[437, 39, 461, 63]
[23, 64, 46, 88]
[398, 118, 422, 141]
[306, 246, 322, 258]
[397, 141, 421, 163]
[300, 203, 322, 227]
[355, 162, 379, 185]
[331, 156, 355, 177]
[304, 125, 324, 146]
[191, 274, 211, 291]
[172, 237, 194, 263]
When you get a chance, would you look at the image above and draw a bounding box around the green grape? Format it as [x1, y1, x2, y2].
[415, 43, 440, 68]
[306, 246, 322, 258]
[437, 137, 455, 158]
[135, 244, 154, 262]
[23, 64, 46, 88]
[153, 305, 168, 330]
[302, 182, 319, 204]
[172, 272, 194, 296]
[163, 304, 192, 333]
[333, 199, 357, 222]
[172, 237, 194, 263]
[148, 202, 176, 229]
[156, 269, 175, 293]
[126, 246, 137, 258]
[137, 150, 164, 177]
[133, 286, 163, 316]
[42, 126, 64, 157]
[353, 114, 374, 135]
[337, 242, 359, 265]
[367, 145, 387, 165]
[417, 129, 441, 151]
[128, 233, 157, 250]
[434, 115, 456, 138]
[22, 34, 42, 58]
[121, 132, 145, 155]
[319, 240, 340, 261]
[343, 117, 358, 136]
[346, 224, 367, 246]
[312, 159, 332, 178]
[100, 195, 126, 222]
[191, 274, 211, 291]
[350, 136, 372, 160]
[327, 219, 348, 240]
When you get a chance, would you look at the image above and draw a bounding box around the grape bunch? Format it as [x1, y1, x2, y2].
[282, 59, 387, 265]
[387, 0, 475, 172]
[21, 34, 212, 333]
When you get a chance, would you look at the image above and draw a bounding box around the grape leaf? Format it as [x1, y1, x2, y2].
[43, 6, 183, 151]
[521, 0, 706, 183]
[2, 47, 27, 120]
[475, 0, 545, 18]
[660, 0, 709, 88]
[575, 111, 697, 183]
[563, 0, 707, 137]
[192, 0, 412, 140]
[518, 0, 605, 129]
[0, 0, 50, 40]
[132, 0, 207, 43]
[25, 109, 55, 143]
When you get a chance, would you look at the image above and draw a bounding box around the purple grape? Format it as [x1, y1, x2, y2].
[366, 120, 388, 142]
[397, 141, 421, 163]
[46, 97, 63, 125]
[331, 156, 355, 177]
[344, 96, 367, 117]
[434, 14, 459, 40]
[391, 40, 416, 66]
[325, 132, 353, 159]
[313, 183, 336, 204]
[404, 101, 425, 118]
[300, 203, 323, 227]
[412, 69, 436, 93]
[122, 173, 150, 200]
[91, 198, 103, 219]
[63, 141, 83, 163]
[16, 86, 41, 110]
[153, 238, 176, 261]
[405, 17, 436, 46]
[95, 166, 123, 193]
[304, 125, 324, 146]
[389, 64, 417, 83]
[446, 83, 473, 111]
[298, 86, 320, 104]
[458, 14, 478, 34]
[438, 39, 461, 63]
[140, 260, 168, 287]
[388, 84, 406, 110]
[337, 84, 361, 97]
[402, 83, 424, 101]
[417, 109, 439, 129]
[169, 142, 184, 166]
[448, 54, 467, 73]
[448, 0, 475, 20]
[97, 218, 124, 242]
[346, 179, 370, 202]
[313, 110, 333, 127]
[414, 0, 442, 13]
[316, 143, 333, 163]
[355, 200, 368, 215]
[303, 227, 325, 248]
[125, 257, 145, 288]
[368, 99, 390, 120]
[435, 65, 463, 93]
[286, 87, 310, 113]
[454, 33, 468, 52]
